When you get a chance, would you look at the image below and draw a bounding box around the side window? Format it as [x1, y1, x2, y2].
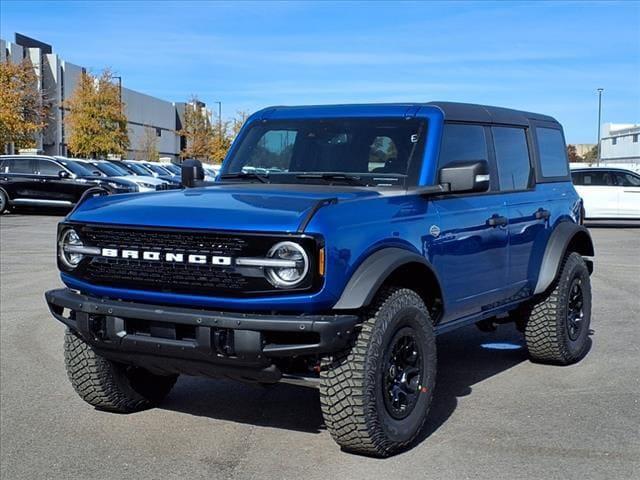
[571, 171, 584, 185]
[615, 171, 640, 187]
[536, 127, 569, 178]
[6, 158, 34, 174]
[36, 160, 64, 176]
[438, 124, 488, 169]
[368, 136, 398, 172]
[585, 171, 615, 186]
[492, 127, 531, 191]
[245, 130, 297, 171]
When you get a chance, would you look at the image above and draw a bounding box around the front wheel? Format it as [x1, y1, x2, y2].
[320, 287, 436, 457]
[524, 252, 592, 364]
[64, 331, 178, 412]
[0, 190, 8, 214]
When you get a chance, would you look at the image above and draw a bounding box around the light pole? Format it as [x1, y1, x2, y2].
[596, 88, 603, 166]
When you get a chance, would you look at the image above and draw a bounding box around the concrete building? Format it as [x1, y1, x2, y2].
[600, 123, 640, 166]
[1, 33, 192, 160]
[574, 143, 596, 157]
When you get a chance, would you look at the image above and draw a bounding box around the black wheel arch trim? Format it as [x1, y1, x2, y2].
[333, 247, 440, 310]
[534, 222, 594, 295]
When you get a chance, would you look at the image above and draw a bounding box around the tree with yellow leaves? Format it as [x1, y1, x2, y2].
[135, 126, 159, 161]
[0, 59, 48, 153]
[178, 97, 214, 161]
[65, 69, 129, 158]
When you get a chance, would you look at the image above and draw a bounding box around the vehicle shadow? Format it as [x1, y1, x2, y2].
[159, 323, 529, 440]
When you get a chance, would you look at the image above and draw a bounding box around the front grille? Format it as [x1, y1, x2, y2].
[69, 225, 317, 296]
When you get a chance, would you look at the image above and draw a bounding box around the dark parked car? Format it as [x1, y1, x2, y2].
[0, 155, 138, 213]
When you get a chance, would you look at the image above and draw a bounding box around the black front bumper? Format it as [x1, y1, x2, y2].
[45, 288, 358, 383]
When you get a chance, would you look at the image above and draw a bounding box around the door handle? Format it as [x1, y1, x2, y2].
[486, 214, 508, 227]
[535, 208, 551, 220]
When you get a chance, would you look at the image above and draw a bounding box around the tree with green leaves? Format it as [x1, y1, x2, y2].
[65, 69, 129, 158]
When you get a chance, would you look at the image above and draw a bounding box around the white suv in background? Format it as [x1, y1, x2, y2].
[571, 166, 640, 220]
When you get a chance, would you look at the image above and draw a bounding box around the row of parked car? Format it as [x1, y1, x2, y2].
[0, 155, 223, 214]
[0, 154, 638, 219]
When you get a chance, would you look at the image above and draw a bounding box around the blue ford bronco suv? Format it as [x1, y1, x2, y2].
[46, 102, 594, 456]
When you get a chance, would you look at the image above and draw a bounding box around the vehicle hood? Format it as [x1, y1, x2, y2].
[68, 183, 385, 232]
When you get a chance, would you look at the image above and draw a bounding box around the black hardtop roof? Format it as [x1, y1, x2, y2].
[261, 101, 559, 127]
[427, 101, 559, 126]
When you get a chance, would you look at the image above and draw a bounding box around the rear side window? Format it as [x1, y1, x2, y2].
[5, 158, 34, 174]
[438, 124, 488, 169]
[492, 127, 531, 191]
[536, 128, 569, 178]
[572, 170, 615, 186]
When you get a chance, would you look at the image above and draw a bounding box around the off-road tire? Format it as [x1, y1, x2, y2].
[0, 189, 8, 214]
[320, 287, 437, 457]
[64, 331, 178, 412]
[524, 252, 592, 365]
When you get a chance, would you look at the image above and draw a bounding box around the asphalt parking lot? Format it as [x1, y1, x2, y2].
[1, 213, 638, 480]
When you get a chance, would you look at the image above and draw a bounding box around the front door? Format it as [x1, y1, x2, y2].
[33, 159, 77, 204]
[429, 123, 510, 321]
[614, 170, 640, 218]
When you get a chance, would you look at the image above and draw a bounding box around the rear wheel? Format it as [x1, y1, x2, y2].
[64, 331, 178, 412]
[320, 287, 436, 457]
[524, 252, 592, 364]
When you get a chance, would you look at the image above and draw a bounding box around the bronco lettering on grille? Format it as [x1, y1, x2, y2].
[100, 248, 232, 265]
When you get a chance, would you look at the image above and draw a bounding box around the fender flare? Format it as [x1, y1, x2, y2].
[534, 222, 594, 295]
[333, 247, 438, 310]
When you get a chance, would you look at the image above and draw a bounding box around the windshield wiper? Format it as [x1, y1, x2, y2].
[295, 173, 368, 186]
[219, 172, 270, 183]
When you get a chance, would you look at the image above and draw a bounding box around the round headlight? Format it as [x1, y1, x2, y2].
[265, 241, 309, 288]
[59, 228, 84, 269]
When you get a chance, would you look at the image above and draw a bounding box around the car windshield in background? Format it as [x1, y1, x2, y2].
[145, 163, 170, 175]
[162, 163, 181, 175]
[125, 162, 154, 176]
[92, 162, 126, 177]
[57, 159, 96, 177]
[106, 162, 135, 176]
[224, 118, 427, 187]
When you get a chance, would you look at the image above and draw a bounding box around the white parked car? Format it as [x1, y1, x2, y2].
[571, 167, 640, 219]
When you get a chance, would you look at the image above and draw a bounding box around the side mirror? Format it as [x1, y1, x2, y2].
[439, 160, 490, 193]
[181, 159, 205, 188]
[58, 170, 71, 179]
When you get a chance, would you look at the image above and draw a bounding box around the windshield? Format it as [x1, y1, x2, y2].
[224, 118, 426, 187]
[57, 159, 97, 176]
[125, 162, 154, 176]
[162, 163, 181, 175]
[92, 162, 126, 177]
[145, 163, 171, 175]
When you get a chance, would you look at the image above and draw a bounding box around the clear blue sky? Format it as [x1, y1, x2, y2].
[1, 0, 639, 143]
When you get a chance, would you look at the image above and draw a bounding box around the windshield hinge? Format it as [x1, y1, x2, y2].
[297, 197, 338, 233]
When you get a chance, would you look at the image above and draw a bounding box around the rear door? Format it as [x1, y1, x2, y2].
[3, 157, 37, 199]
[613, 170, 640, 218]
[430, 123, 510, 320]
[492, 126, 550, 296]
